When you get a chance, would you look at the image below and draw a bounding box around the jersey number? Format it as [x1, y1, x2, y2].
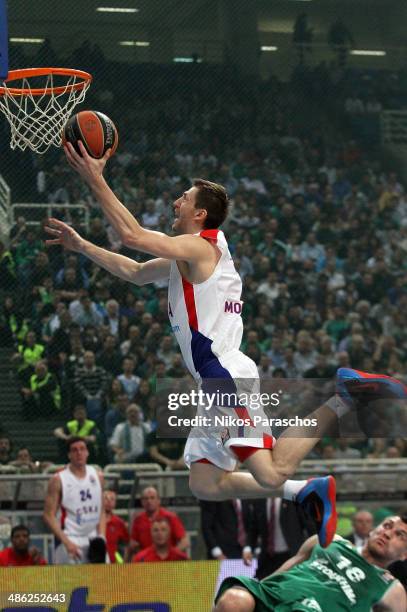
[79, 488, 92, 501]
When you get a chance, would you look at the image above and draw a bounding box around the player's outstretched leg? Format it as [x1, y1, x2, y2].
[191, 368, 407, 549]
[336, 367, 407, 407]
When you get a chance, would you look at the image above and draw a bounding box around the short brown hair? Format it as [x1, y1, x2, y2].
[66, 436, 88, 452]
[193, 179, 229, 229]
[151, 516, 170, 528]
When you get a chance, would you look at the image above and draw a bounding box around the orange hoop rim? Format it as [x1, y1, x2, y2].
[0, 67, 92, 96]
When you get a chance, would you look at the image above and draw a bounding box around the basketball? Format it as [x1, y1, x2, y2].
[62, 110, 118, 158]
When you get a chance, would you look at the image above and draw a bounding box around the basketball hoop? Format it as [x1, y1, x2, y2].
[0, 67, 92, 154]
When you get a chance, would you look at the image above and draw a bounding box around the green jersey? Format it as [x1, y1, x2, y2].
[216, 540, 396, 611]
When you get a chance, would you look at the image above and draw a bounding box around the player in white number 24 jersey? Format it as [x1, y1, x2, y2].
[44, 142, 407, 548]
[43, 437, 106, 564]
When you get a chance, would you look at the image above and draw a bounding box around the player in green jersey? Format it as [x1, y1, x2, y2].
[214, 515, 407, 611]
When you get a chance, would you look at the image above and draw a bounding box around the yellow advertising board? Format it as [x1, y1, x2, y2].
[0, 561, 220, 611]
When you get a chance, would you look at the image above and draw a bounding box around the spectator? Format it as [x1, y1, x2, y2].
[104, 489, 129, 563]
[267, 337, 285, 369]
[293, 332, 317, 376]
[56, 253, 89, 288]
[54, 404, 100, 463]
[200, 499, 253, 563]
[86, 217, 109, 249]
[127, 486, 189, 559]
[335, 439, 362, 459]
[0, 240, 16, 290]
[13, 330, 45, 384]
[117, 357, 140, 401]
[141, 199, 160, 228]
[303, 354, 337, 379]
[15, 229, 42, 274]
[258, 354, 274, 379]
[9, 215, 28, 246]
[9, 447, 51, 473]
[56, 267, 83, 304]
[147, 428, 185, 470]
[108, 404, 149, 464]
[0, 295, 27, 347]
[21, 360, 61, 418]
[281, 346, 300, 378]
[0, 436, 12, 465]
[97, 334, 123, 376]
[65, 334, 85, 380]
[133, 378, 152, 414]
[298, 232, 325, 265]
[156, 336, 175, 368]
[120, 324, 142, 358]
[104, 299, 121, 337]
[69, 293, 104, 328]
[27, 251, 52, 289]
[73, 350, 110, 424]
[0, 525, 47, 566]
[132, 517, 188, 563]
[344, 510, 374, 551]
[105, 389, 129, 439]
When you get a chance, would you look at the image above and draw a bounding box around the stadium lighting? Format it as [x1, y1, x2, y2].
[119, 41, 150, 47]
[261, 46, 278, 52]
[97, 7, 139, 13]
[10, 37, 45, 43]
[350, 50, 386, 56]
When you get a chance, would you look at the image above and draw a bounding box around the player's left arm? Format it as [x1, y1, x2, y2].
[65, 142, 211, 261]
[272, 535, 319, 575]
[373, 581, 407, 612]
[97, 472, 106, 538]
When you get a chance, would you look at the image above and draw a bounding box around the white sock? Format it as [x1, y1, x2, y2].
[326, 394, 350, 419]
[283, 479, 308, 502]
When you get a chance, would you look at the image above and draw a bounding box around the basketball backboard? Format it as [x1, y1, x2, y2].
[0, 0, 8, 79]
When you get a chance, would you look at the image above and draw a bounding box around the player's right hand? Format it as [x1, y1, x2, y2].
[65, 141, 111, 183]
[65, 540, 82, 560]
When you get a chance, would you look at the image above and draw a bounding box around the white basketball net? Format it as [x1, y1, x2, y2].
[0, 72, 91, 154]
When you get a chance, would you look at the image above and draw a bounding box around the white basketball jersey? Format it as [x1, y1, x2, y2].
[59, 465, 102, 540]
[168, 229, 243, 380]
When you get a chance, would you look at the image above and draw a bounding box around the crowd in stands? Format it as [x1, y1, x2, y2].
[1, 59, 406, 459]
[0, 45, 406, 566]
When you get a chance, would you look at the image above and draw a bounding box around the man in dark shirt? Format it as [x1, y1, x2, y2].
[146, 428, 185, 470]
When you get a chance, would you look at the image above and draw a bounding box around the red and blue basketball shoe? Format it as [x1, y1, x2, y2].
[337, 368, 407, 408]
[297, 476, 337, 548]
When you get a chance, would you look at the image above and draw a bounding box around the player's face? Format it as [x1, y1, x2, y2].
[172, 186, 201, 234]
[68, 441, 89, 467]
[367, 517, 407, 563]
[151, 521, 170, 546]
